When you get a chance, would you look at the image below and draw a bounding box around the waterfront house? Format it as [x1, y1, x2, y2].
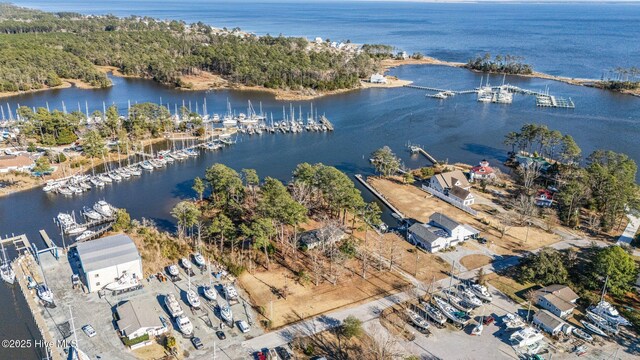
[533, 309, 572, 336]
[428, 170, 475, 206]
[534, 284, 579, 319]
[535, 189, 555, 207]
[370, 73, 387, 84]
[407, 212, 479, 253]
[299, 224, 346, 250]
[76, 234, 143, 293]
[116, 299, 168, 344]
[469, 160, 496, 182]
[0, 154, 34, 173]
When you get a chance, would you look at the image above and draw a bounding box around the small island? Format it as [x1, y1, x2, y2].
[466, 53, 534, 75]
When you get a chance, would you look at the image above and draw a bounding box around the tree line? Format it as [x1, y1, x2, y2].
[466, 53, 533, 75]
[0, 4, 380, 93]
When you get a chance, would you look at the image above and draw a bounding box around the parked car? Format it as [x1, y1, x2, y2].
[81, 325, 96, 338]
[275, 346, 292, 360]
[191, 337, 203, 350]
[477, 237, 488, 244]
[237, 320, 250, 333]
[483, 315, 495, 326]
[216, 330, 226, 340]
[255, 351, 267, 360]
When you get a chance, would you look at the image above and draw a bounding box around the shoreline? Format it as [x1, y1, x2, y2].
[1, 57, 636, 101]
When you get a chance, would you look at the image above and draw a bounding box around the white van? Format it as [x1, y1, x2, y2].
[237, 320, 250, 333]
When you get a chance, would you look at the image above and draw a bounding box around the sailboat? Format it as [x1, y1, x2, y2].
[1, 243, 16, 284]
[37, 283, 54, 303]
[201, 259, 217, 301]
[219, 304, 233, 324]
[587, 276, 630, 327]
[186, 275, 201, 308]
[472, 307, 485, 336]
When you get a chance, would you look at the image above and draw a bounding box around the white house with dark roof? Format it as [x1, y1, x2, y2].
[76, 234, 143, 292]
[428, 170, 475, 206]
[407, 213, 479, 253]
[533, 309, 572, 336]
[116, 299, 168, 342]
[469, 160, 496, 182]
[534, 284, 579, 319]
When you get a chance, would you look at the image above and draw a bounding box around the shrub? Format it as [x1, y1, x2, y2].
[122, 333, 149, 347]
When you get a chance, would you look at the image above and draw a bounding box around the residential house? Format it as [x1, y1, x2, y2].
[116, 299, 168, 342]
[534, 284, 579, 319]
[407, 212, 479, 253]
[535, 189, 555, 207]
[533, 309, 572, 336]
[428, 170, 475, 206]
[370, 73, 387, 84]
[299, 224, 346, 250]
[469, 160, 496, 182]
[0, 154, 34, 173]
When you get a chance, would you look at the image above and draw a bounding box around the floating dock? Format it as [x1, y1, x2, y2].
[536, 95, 575, 108]
[354, 174, 405, 220]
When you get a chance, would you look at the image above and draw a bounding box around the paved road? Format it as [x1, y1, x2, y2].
[618, 212, 640, 246]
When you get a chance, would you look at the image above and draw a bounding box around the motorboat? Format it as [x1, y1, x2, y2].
[37, 284, 54, 303]
[572, 327, 594, 342]
[201, 285, 217, 301]
[139, 161, 154, 171]
[82, 206, 102, 221]
[193, 252, 205, 267]
[586, 311, 619, 334]
[406, 308, 430, 333]
[93, 200, 114, 217]
[504, 313, 525, 329]
[423, 302, 447, 326]
[219, 305, 233, 324]
[43, 181, 61, 192]
[75, 230, 95, 242]
[176, 314, 193, 336]
[164, 293, 184, 317]
[588, 301, 630, 327]
[224, 284, 239, 303]
[186, 289, 201, 308]
[469, 283, 493, 302]
[104, 272, 140, 292]
[167, 264, 179, 277]
[580, 320, 607, 337]
[510, 327, 544, 347]
[180, 257, 192, 270]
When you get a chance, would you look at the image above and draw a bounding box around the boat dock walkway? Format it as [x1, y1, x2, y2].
[320, 115, 334, 131]
[0, 233, 31, 252]
[536, 95, 575, 108]
[404, 84, 455, 93]
[39, 230, 56, 249]
[63, 215, 116, 235]
[354, 174, 405, 220]
[409, 145, 439, 165]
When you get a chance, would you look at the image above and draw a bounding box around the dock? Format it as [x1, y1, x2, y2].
[0, 233, 30, 252]
[319, 115, 334, 131]
[409, 145, 439, 165]
[354, 174, 405, 219]
[536, 95, 575, 108]
[404, 84, 455, 93]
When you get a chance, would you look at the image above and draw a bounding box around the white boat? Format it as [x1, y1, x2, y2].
[193, 252, 205, 267]
[1, 244, 15, 285]
[69, 345, 91, 360]
[75, 230, 95, 242]
[572, 327, 594, 342]
[37, 284, 54, 303]
[117, 169, 131, 179]
[201, 285, 217, 301]
[67, 225, 88, 236]
[406, 308, 430, 332]
[180, 257, 192, 270]
[139, 161, 154, 170]
[90, 177, 105, 187]
[108, 172, 122, 181]
[471, 322, 483, 336]
[458, 287, 483, 307]
[423, 303, 447, 326]
[588, 300, 630, 327]
[104, 272, 140, 292]
[58, 187, 73, 195]
[444, 290, 472, 312]
[82, 206, 102, 221]
[43, 182, 60, 192]
[186, 289, 201, 308]
[224, 284, 239, 302]
[586, 311, 619, 334]
[79, 182, 92, 190]
[176, 314, 193, 336]
[433, 296, 470, 326]
[504, 313, 525, 329]
[510, 327, 544, 347]
[581, 320, 607, 337]
[128, 167, 142, 176]
[98, 174, 112, 183]
[164, 293, 184, 317]
[469, 283, 493, 302]
[220, 305, 233, 324]
[167, 264, 179, 277]
[93, 200, 114, 217]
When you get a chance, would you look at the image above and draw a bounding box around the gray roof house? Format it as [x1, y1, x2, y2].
[407, 213, 479, 253]
[534, 284, 579, 319]
[533, 309, 572, 336]
[428, 170, 475, 206]
[299, 224, 346, 250]
[116, 299, 167, 342]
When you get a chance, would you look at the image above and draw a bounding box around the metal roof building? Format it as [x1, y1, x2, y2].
[76, 234, 142, 292]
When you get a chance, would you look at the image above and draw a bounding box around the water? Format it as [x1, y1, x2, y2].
[1, 2, 640, 359]
[8, 0, 640, 79]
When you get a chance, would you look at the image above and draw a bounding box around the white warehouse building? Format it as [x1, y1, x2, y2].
[76, 234, 143, 293]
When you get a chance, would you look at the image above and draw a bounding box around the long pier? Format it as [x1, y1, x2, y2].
[354, 174, 405, 220]
[409, 145, 439, 165]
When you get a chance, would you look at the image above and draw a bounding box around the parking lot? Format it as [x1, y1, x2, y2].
[30, 250, 263, 359]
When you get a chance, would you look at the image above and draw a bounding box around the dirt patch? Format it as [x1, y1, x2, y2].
[485, 272, 534, 305]
[132, 343, 170, 360]
[378, 232, 449, 282]
[367, 177, 562, 256]
[360, 77, 413, 89]
[460, 254, 492, 270]
[0, 172, 42, 197]
[239, 259, 410, 329]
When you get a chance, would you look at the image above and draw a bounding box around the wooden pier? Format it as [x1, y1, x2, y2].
[320, 115, 334, 131]
[0, 233, 31, 252]
[536, 95, 575, 108]
[409, 145, 439, 165]
[354, 174, 405, 219]
[404, 84, 456, 93]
